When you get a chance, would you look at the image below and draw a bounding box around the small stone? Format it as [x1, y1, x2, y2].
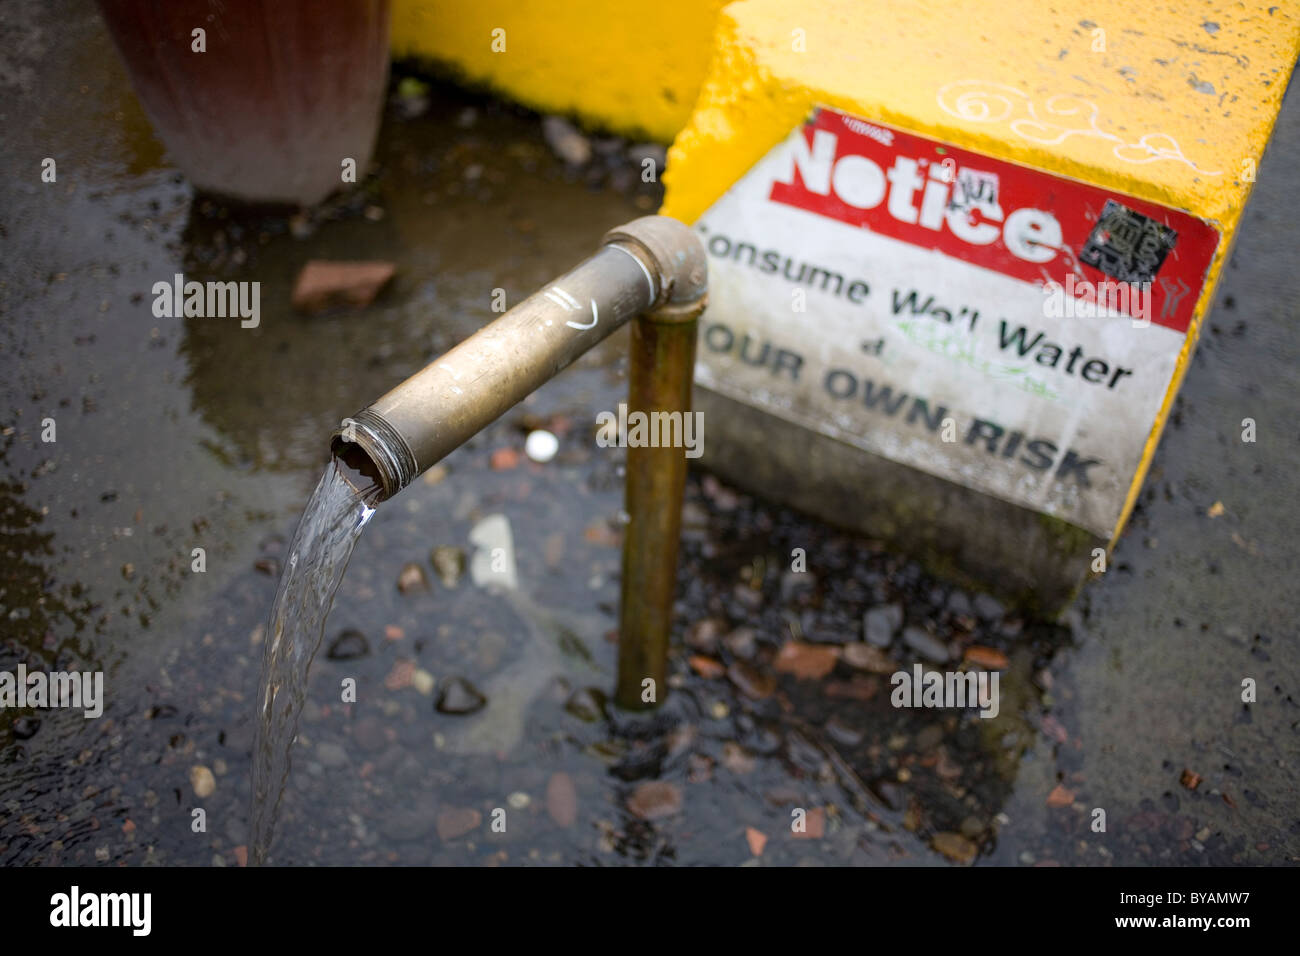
[524, 429, 559, 463]
[876, 781, 905, 811]
[721, 742, 757, 774]
[825, 716, 863, 747]
[843, 642, 894, 674]
[774, 642, 839, 679]
[732, 583, 764, 610]
[189, 765, 216, 798]
[863, 603, 903, 647]
[627, 781, 682, 821]
[701, 474, 740, 511]
[411, 669, 436, 696]
[437, 807, 482, 841]
[253, 558, 278, 576]
[542, 116, 592, 165]
[395, 76, 431, 117]
[327, 629, 369, 661]
[687, 753, 714, 782]
[972, 593, 1005, 621]
[546, 772, 578, 827]
[12, 716, 40, 740]
[689, 655, 725, 679]
[421, 464, 449, 486]
[709, 701, 730, 720]
[397, 562, 430, 594]
[1180, 768, 1202, 790]
[665, 724, 696, 761]
[384, 659, 415, 691]
[564, 687, 607, 723]
[964, 645, 1009, 670]
[507, 791, 531, 810]
[946, 590, 973, 616]
[583, 521, 620, 548]
[430, 546, 465, 588]
[722, 626, 757, 659]
[745, 827, 768, 857]
[903, 626, 949, 662]
[937, 747, 968, 779]
[291, 260, 395, 313]
[490, 447, 520, 470]
[316, 742, 347, 768]
[786, 734, 827, 775]
[932, 831, 978, 864]
[685, 617, 726, 653]
[1046, 784, 1075, 808]
[436, 678, 487, 715]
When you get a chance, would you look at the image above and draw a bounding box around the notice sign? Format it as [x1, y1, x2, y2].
[693, 107, 1220, 536]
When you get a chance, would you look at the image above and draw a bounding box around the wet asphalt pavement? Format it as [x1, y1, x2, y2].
[0, 0, 1295, 866]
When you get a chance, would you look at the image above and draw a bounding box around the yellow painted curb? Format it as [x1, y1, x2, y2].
[391, 0, 731, 141]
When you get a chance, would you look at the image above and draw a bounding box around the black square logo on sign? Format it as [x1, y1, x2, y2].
[1079, 200, 1179, 285]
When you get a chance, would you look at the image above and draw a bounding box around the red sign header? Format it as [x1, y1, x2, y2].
[767, 108, 1220, 334]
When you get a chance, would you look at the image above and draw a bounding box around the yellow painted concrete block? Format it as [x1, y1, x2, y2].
[662, 0, 1299, 604]
[390, 0, 731, 141]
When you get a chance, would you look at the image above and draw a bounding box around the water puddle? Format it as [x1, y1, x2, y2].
[250, 457, 381, 864]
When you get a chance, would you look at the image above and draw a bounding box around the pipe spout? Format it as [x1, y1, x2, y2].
[331, 215, 706, 501]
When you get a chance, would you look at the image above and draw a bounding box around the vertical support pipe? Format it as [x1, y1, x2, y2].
[605, 217, 707, 712]
[615, 312, 701, 710]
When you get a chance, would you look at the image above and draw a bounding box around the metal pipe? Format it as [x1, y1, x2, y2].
[332, 216, 706, 712]
[333, 216, 705, 501]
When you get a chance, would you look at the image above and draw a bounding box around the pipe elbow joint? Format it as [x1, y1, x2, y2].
[602, 216, 708, 324]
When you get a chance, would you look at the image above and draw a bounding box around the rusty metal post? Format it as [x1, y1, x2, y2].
[608, 221, 707, 711]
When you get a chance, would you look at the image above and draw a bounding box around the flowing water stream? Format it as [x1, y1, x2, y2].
[250, 457, 381, 865]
